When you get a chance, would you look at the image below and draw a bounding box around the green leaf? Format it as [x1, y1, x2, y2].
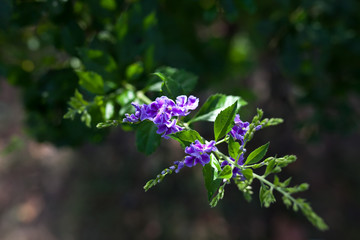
[116, 89, 135, 106]
[214, 101, 237, 141]
[218, 165, 232, 179]
[282, 195, 292, 208]
[126, 61, 144, 81]
[244, 142, 270, 165]
[78, 48, 117, 82]
[155, 72, 183, 100]
[228, 136, 241, 159]
[264, 158, 275, 176]
[105, 101, 114, 119]
[189, 94, 247, 123]
[282, 177, 292, 188]
[170, 129, 203, 148]
[81, 111, 92, 127]
[77, 71, 104, 95]
[241, 168, 253, 180]
[154, 66, 197, 95]
[135, 121, 161, 155]
[209, 153, 221, 175]
[259, 184, 267, 206]
[203, 159, 222, 201]
[259, 184, 276, 208]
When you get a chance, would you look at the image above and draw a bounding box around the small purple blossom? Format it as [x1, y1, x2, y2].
[175, 95, 199, 116]
[183, 140, 217, 167]
[123, 103, 148, 123]
[156, 119, 184, 139]
[229, 114, 250, 143]
[175, 161, 184, 173]
[221, 153, 245, 178]
[146, 96, 181, 124]
[255, 125, 262, 131]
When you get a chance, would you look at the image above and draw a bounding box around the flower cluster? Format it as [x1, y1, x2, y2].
[123, 95, 199, 138]
[228, 114, 250, 144]
[223, 114, 252, 179]
[176, 140, 217, 172]
[221, 153, 245, 179]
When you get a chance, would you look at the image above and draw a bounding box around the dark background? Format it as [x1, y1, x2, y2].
[0, 0, 359, 239]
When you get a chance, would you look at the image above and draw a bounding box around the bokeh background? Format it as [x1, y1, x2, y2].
[1, 0, 360, 239]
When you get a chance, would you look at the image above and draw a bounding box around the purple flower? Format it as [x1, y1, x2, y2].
[183, 140, 217, 167]
[175, 161, 184, 173]
[229, 114, 249, 143]
[221, 153, 245, 178]
[175, 95, 199, 116]
[156, 119, 184, 139]
[123, 103, 148, 123]
[146, 96, 180, 124]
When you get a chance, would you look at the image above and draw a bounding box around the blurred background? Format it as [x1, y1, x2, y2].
[0, 0, 360, 239]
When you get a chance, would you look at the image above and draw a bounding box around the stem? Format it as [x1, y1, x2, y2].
[252, 173, 298, 205]
[215, 136, 229, 146]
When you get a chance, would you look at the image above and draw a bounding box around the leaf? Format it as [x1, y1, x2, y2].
[209, 153, 221, 175]
[244, 142, 270, 165]
[189, 94, 247, 123]
[259, 184, 267, 206]
[81, 111, 92, 127]
[218, 165, 232, 179]
[282, 195, 292, 208]
[259, 184, 276, 208]
[77, 71, 104, 95]
[170, 129, 203, 148]
[135, 121, 161, 155]
[214, 101, 237, 141]
[154, 66, 197, 95]
[155, 72, 183, 100]
[228, 136, 241, 159]
[126, 61, 144, 81]
[116, 89, 135, 106]
[105, 101, 114, 119]
[203, 159, 222, 201]
[241, 168, 253, 180]
[78, 48, 117, 81]
[264, 158, 275, 176]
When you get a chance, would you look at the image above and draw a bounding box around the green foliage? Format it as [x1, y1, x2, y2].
[244, 142, 269, 165]
[203, 154, 222, 201]
[155, 66, 198, 97]
[228, 136, 241, 159]
[189, 94, 247, 123]
[135, 121, 161, 155]
[77, 71, 105, 95]
[214, 101, 237, 141]
[1, 0, 359, 148]
[0, 0, 336, 233]
[170, 129, 203, 148]
[259, 183, 276, 208]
